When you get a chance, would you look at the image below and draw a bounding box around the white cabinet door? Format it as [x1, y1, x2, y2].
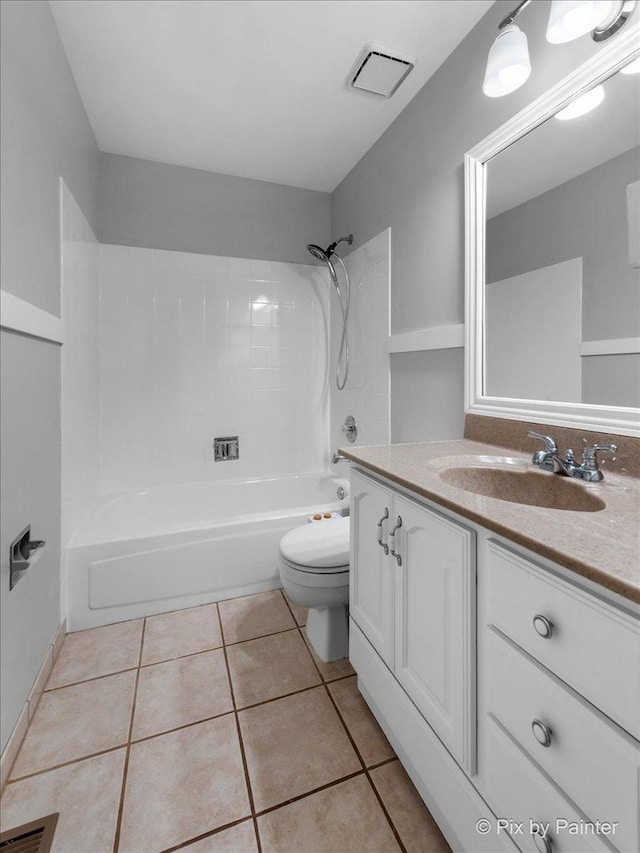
[393, 495, 476, 771]
[350, 469, 395, 668]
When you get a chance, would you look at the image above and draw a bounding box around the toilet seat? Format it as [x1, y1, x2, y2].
[279, 515, 349, 570]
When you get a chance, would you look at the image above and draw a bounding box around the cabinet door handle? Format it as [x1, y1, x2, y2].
[533, 614, 554, 639]
[532, 827, 553, 853]
[376, 508, 389, 555]
[389, 516, 402, 566]
[531, 719, 552, 748]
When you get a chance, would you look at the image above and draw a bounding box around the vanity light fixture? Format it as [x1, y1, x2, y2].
[555, 83, 605, 119]
[483, 0, 637, 97]
[483, 24, 531, 97]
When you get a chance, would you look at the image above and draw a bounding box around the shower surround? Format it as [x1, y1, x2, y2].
[99, 246, 330, 490]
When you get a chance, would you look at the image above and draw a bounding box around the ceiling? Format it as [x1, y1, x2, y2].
[49, 0, 493, 192]
[487, 63, 640, 219]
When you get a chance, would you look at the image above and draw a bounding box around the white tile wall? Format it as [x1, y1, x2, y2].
[330, 229, 391, 459]
[60, 181, 100, 546]
[99, 246, 329, 490]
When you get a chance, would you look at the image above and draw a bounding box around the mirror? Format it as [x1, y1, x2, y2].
[465, 29, 640, 436]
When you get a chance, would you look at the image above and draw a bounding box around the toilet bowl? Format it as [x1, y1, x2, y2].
[279, 515, 350, 662]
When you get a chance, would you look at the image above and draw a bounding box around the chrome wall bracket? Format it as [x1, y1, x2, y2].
[213, 436, 239, 461]
[342, 415, 358, 443]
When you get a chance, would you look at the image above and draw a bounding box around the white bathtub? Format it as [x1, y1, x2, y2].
[66, 473, 349, 630]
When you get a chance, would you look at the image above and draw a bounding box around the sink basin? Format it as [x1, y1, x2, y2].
[440, 466, 606, 512]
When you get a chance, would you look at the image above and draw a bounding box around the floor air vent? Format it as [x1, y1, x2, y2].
[349, 42, 414, 97]
[0, 813, 58, 853]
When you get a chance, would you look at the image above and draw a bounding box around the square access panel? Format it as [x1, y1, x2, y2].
[350, 42, 415, 98]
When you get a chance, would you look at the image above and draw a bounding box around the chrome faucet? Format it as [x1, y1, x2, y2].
[528, 431, 617, 482]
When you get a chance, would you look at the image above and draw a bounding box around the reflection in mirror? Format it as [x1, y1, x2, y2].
[485, 61, 640, 409]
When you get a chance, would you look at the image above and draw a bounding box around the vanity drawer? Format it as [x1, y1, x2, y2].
[486, 540, 640, 739]
[482, 714, 611, 853]
[486, 628, 640, 853]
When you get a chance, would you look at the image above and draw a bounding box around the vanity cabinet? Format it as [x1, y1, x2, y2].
[350, 468, 476, 770]
[348, 465, 640, 853]
[350, 470, 395, 666]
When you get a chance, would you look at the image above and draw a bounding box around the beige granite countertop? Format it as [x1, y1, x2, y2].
[339, 439, 640, 606]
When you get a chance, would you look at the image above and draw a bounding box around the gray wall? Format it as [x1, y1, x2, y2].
[0, 0, 99, 752]
[331, 0, 615, 442]
[487, 145, 640, 410]
[0, 0, 99, 316]
[98, 153, 331, 264]
[487, 146, 640, 340]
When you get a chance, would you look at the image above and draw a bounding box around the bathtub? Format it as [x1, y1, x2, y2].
[66, 472, 349, 630]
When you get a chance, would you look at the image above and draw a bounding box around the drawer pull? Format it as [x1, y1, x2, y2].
[531, 719, 552, 747]
[533, 614, 554, 639]
[389, 516, 403, 566]
[376, 508, 389, 555]
[532, 828, 553, 853]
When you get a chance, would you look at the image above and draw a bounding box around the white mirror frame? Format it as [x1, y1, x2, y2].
[465, 21, 640, 437]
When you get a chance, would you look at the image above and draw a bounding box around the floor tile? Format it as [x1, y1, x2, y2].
[226, 629, 320, 708]
[239, 686, 360, 812]
[133, 649, 233, 740]
[0, 750, 125, 853]
[179, 820, 258, 852]
[47, 619, 143, 688]
[219, 590, 295, 645]
[370, 760, 451, 853]
[258, 774, 400, 853]
[141, 604, 222, 665]
[282, 593, 307, 626]
[329, 675, 395, 767]
[300, 627, 354, 681]
[10, 671, 136, 778]
[119, 715, 250, 852]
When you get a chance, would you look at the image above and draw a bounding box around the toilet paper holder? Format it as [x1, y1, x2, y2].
[9, 524, 46, 590]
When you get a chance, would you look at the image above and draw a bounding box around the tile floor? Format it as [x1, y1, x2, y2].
[1, 590, 451, 853]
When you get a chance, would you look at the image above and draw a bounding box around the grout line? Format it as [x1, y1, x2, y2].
[113, 616, 146, 853]
[161, 817, 256, 853]
[368, 755, 399, 772]
[6, 743, 130, 785]
[301, 627, 407, 853]
[6, 596, 413, 852]
[44, 666, 139, 693]
[222, 625, 301, 650]
[217, 603, 263, 853]
[279, 589, 307, 630]
[252, 768, 366, 820]
[295, 625, 354, 685]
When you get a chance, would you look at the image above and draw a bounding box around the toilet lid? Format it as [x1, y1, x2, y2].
[280, 516, 350, 568]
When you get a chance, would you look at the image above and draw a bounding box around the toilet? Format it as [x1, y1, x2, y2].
[279, 516, 350, 662]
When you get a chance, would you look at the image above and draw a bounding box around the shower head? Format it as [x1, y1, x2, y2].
[306, 243, 331, 264]
[306, 235, 353, 285]
[306, 242, 338, 284]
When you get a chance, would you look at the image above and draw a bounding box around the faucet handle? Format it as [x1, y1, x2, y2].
[527, 431, 558, 455]
[581, 443, 617, 471]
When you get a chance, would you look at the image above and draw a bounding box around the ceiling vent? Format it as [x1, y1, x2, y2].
[349, 43, 415, 98]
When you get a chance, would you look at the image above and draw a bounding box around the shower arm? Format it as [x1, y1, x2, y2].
[327, 234, 353, 257]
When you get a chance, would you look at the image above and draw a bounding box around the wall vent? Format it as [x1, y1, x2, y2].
[0, 813, 58, 853]
[349, 43, 415, 98]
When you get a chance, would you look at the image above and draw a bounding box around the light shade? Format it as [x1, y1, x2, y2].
[546, 1, 621, 43]
[555, 84, 605, 119]
[483, 25, 531, 98]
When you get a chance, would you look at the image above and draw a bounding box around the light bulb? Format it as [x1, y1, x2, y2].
[555, 84, 605, 119]
[546, 1, 620, 43]
[483, 25, 531, 98]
